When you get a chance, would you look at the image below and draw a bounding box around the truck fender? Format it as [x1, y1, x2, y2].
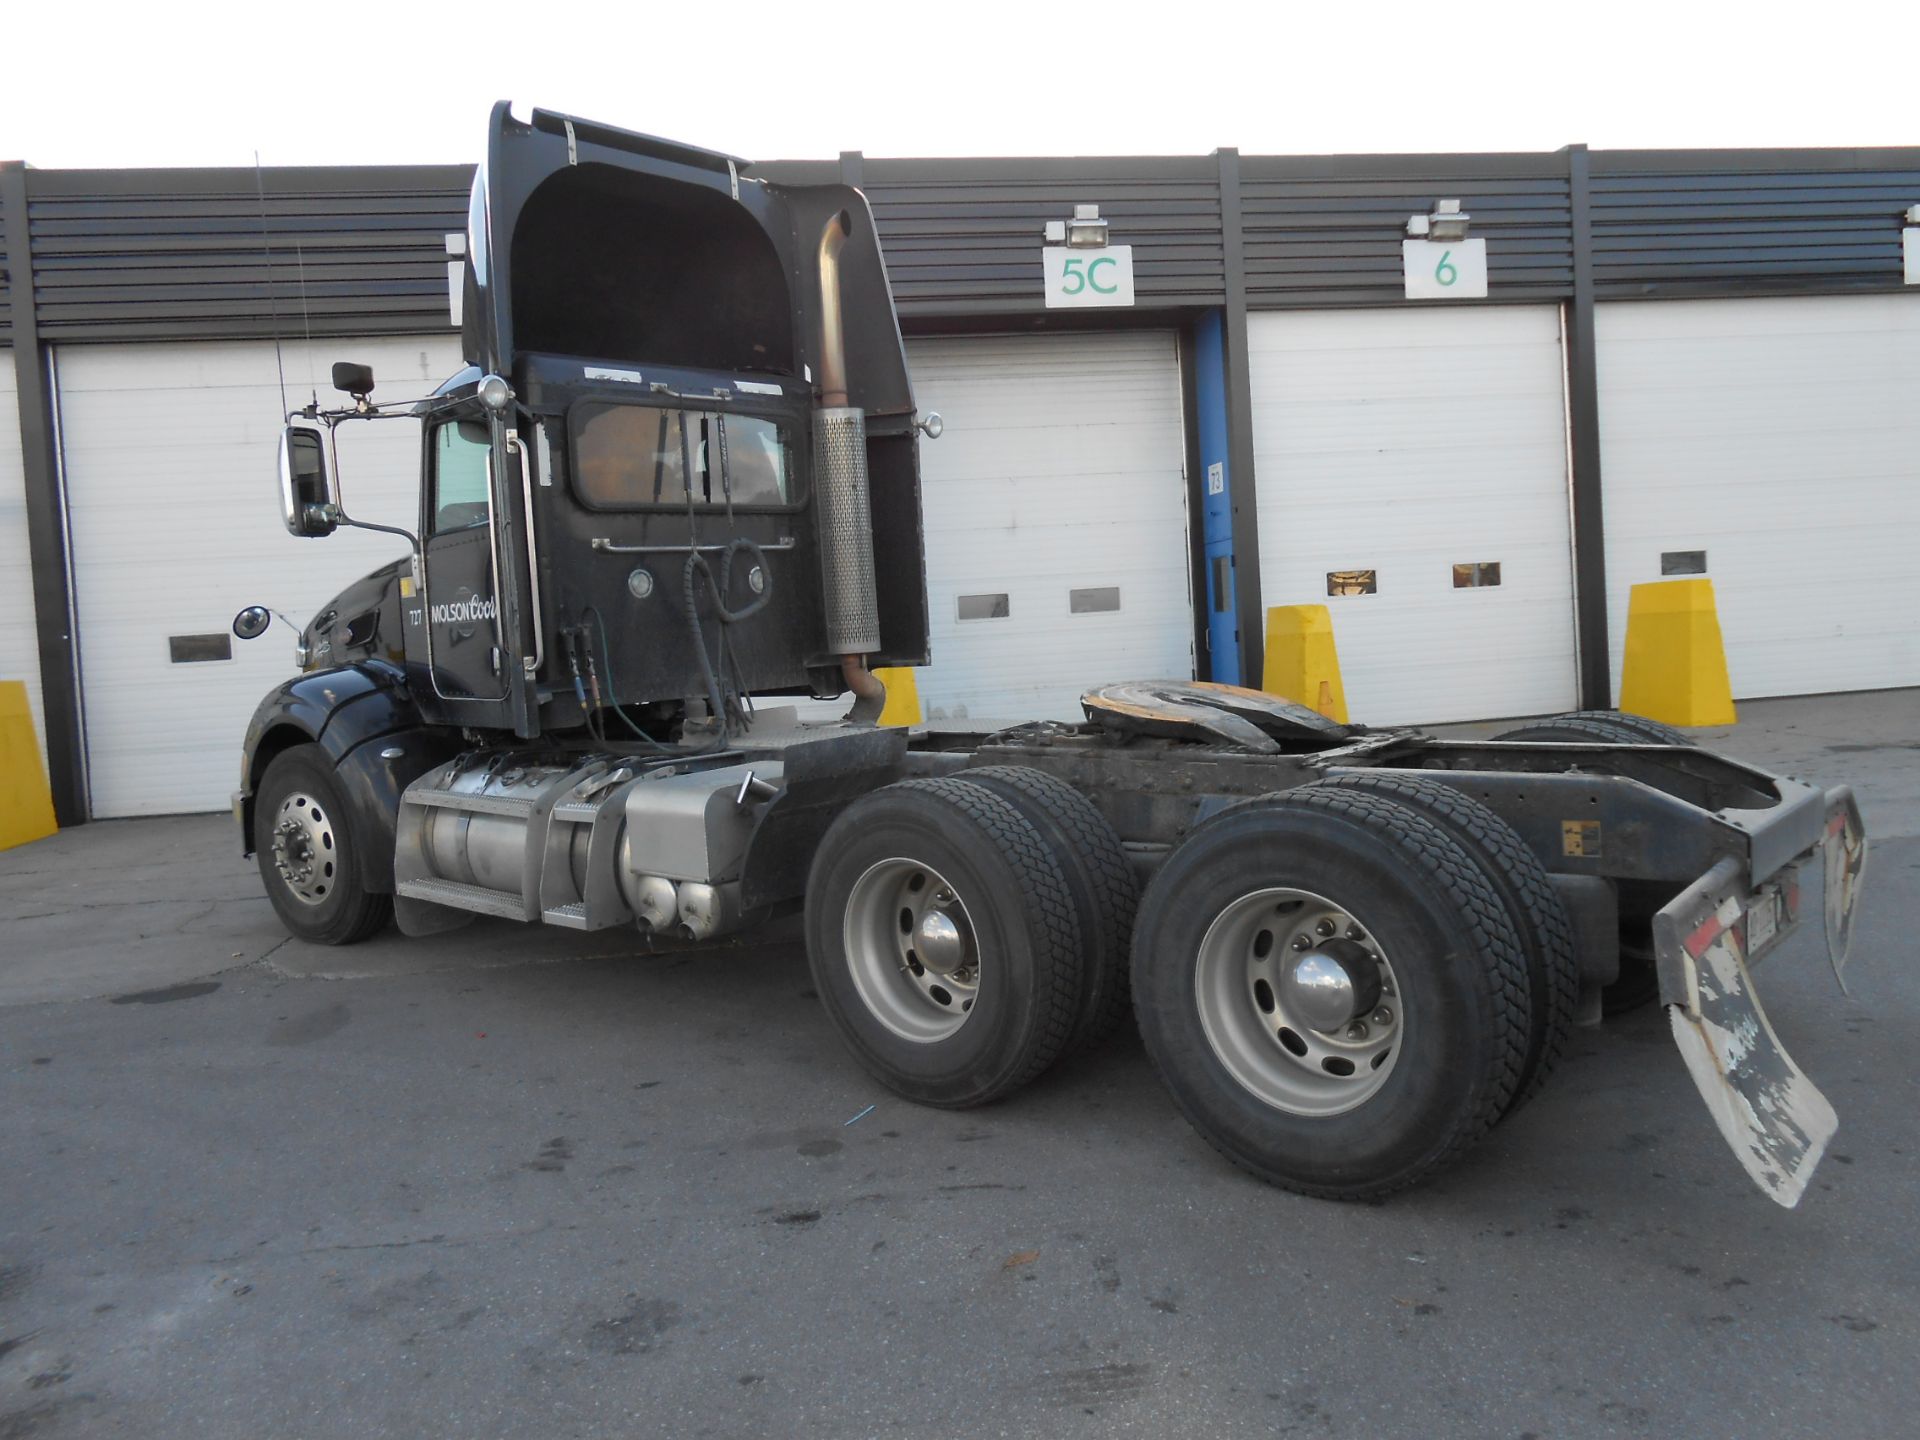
[237, 662, 459, 892]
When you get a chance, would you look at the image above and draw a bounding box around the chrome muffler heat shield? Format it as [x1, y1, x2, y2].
[814, 405, 880, 656]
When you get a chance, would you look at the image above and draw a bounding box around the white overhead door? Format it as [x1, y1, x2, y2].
[1596, 296, 1920, 699]
[905, 332, 1193, 724]
[61, 337, 463, 817]
[1250, 306, 1577, 726]
[0, 351, 48, 756]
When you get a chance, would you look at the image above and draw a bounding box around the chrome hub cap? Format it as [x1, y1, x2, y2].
[1194, 886, 1402, 1116]
[270, 791, 337, 906]
[843, 859, 981, 1042]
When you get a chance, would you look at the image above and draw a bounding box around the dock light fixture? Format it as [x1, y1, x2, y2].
[1408, 199, 1471, 241]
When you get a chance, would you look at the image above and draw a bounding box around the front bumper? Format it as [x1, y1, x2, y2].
[1654, 786, 1869, 1207]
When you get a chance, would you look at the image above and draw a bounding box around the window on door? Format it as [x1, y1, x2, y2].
[431, 418, 493, 534]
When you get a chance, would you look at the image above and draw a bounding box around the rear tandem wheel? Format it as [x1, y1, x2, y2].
[1302, 772, 1579, 1116]
[1130, 787, 1534, 1200]
[803, 778, 1086, 1107]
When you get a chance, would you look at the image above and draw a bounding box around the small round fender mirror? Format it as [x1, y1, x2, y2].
[232, 606, 272, 641]
[917, 411, 943, 440]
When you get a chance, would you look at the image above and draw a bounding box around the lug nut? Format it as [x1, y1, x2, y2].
[1345, 1021, 1369, 1041]
[1345, 924, 1366, 941]
[1371, 1007, 1393, 1026]
[1316, 918, 1336, 938]
[1292, 935, 1312, 951]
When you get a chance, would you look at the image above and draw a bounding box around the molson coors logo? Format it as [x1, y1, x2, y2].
[430, 595, 496, 624]
[431, 590, 496, 631]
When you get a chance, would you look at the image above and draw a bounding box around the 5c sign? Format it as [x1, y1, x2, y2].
[1043, 245, 1136, 309]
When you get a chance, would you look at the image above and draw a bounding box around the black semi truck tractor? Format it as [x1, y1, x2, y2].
[233, 104, 1868, 1207]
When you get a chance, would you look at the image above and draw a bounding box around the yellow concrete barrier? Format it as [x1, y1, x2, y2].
[0, 680, 58, 851]
[1262, 605, 1349, 724]
[1617, 578, 1737, 727]
[874, 666, 923, 728]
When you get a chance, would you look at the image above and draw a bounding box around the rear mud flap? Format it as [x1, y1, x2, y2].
[1656, 858, 1837, 1208]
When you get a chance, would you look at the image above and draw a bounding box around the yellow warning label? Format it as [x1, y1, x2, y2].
[1562, 820, 1602, 858]
[400, 577, 415, 598]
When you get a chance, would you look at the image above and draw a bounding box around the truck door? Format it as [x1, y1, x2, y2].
[410, 414, 510, 702]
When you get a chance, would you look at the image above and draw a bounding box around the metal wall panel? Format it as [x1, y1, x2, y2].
[7, 147, 1920, 341]
[0, 206, 12, 344]
[762, 155, 1227, 318]
[25, 167, 469, 344]
[1239, 156, 1573, 309]
[1590, 151, 1920, 300]
[0, 351, 44, 751]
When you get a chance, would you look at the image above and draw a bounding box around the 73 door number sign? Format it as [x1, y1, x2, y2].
[1043, 245, 1136, 309]
[1403, 237, 1489, 299]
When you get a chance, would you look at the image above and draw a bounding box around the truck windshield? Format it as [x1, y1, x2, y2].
[571, 402, 794, 511]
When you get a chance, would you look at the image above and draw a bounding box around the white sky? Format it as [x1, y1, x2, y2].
[6, 1, 1913, 169]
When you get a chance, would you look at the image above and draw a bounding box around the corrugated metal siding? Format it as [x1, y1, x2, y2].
[25, 167, 469, 343]
[761, 156, 1226, 317]
[4, 147, 1918, 341]
[1239, 156, 1573, 308]
[1, 205, 12, 344]
[1589, 153, 1920, 299]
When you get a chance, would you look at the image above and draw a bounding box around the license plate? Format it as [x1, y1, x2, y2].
[1746, 891, 1780, 953]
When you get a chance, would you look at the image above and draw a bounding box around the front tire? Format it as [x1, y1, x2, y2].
[253, 744, 391, 945]
[1131, 787, 1532, 1199]
[804, 778, 1085, 1107]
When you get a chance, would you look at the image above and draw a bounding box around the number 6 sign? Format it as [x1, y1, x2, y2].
[1043, 245, 1137, 309]
[1403, 238, 1489, 299]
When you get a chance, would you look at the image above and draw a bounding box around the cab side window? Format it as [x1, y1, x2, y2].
[431, 419, 493, 534]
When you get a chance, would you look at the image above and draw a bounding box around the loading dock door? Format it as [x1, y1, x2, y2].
[59, 337, 462, 817]
[904, 332, 1193, 723]
[1596, 295, 1920, 698]
[1249, 306, 1578, 726]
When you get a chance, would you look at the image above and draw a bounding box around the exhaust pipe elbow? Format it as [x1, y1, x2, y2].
[841, 653, 886, 726]
[816, 210, 853, 408]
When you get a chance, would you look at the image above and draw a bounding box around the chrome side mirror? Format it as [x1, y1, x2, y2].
[278, 421, 339, 538]
[232, 606, 272, 640]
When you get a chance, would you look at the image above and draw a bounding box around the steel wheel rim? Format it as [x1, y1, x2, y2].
[1194, 885, 1402, 1116]
[270, 790, 337, 906]
[843, 857, 982, 1042]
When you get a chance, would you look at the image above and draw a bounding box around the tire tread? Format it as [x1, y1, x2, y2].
[1307, 772, 1578, 1113]
[955, 766, 1137, 1054]
[1135, 785, 1532, 1200]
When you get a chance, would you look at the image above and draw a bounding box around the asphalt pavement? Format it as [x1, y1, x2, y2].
[1, 691, 1915, 1438]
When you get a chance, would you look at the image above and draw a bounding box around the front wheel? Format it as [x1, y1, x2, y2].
[1131, 787, 1532, 1199]
[253, 744, 391, 945]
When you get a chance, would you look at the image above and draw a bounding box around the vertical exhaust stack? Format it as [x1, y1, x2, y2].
[812, 211, 886, 722]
